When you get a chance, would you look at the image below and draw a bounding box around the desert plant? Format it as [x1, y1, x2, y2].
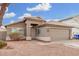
[0, 40, 7, 49]
[9, 32, 25, 41]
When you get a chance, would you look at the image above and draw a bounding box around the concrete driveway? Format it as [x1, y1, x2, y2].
[0, 40, 79, 56]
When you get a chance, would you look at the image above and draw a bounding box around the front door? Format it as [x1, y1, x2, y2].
[31, 27, 36, 38]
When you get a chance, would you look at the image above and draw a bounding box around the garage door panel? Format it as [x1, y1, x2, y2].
[49, 28, 69, 41]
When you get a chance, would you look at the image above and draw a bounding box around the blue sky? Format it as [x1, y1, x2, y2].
[3, 3, 79, 25]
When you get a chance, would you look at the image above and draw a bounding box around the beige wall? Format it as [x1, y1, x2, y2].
[6, 22, 26, 36]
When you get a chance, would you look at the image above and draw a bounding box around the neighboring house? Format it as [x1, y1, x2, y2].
[5, 16, 72, 41]
[59, 15, 79, 38]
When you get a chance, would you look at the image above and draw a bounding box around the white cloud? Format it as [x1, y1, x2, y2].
[27, 3, 52, 11]
[53, 19, 61, 21]
[18, 13, 32, 19]
[4, 12, 16, 19]
[10, 20, 15, 23]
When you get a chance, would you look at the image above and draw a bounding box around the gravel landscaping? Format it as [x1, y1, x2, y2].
[0, 40, 79, 56]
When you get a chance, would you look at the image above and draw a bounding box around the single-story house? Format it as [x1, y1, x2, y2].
[5, 16, 73, 41]
[59, 15, 79, 38]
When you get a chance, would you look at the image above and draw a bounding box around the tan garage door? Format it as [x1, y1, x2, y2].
[49, 28, 70, 41]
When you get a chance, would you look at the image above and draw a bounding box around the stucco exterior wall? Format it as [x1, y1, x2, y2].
[6, 22, 26, 36]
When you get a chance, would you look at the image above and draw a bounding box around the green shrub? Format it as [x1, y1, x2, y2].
[0, 40, 7, 49]
[9, 32, 25, 41]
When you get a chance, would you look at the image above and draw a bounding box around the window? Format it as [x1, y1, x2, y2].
[36, 28, 40, 36]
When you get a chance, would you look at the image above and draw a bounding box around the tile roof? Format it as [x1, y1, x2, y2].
[39, 21, 73, 28]
[59, 15, 79, 22]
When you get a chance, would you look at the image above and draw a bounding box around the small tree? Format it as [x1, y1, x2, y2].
[0, 3, 9, 26]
